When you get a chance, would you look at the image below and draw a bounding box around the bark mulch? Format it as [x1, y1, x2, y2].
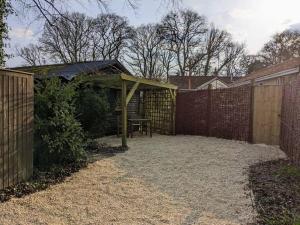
[249, 159, 300, 225]
[0, 161, 87, 203]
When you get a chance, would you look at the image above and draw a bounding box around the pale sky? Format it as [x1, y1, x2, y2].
[6, 0, 300, 67]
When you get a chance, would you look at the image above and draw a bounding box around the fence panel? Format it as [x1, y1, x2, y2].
[0, 69, 33, 190]
[176, 90, 209, 136]
[281, 78, 300, 166]
[176, 86, 251, 141]
[210, 87, 252, 141]
[253, 85, 282, 145]
[144, 90, 174, 135]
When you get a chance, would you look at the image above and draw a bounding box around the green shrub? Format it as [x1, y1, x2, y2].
[75, 87, 110, 138]
[34, 78, 86, 168]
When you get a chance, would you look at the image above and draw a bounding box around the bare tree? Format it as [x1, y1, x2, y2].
[239, 54, 266, 75]
[127, 24, 167, 79]
[159, 10, 207, 76]
[15, 0, 181, 26]
[160, 47, 176, 80]
[90, 14, 133, 61]
[202, 26, 230, 76]
[17, 44, 47, 66]
[39, 12, 94, 63]
[259, 30, 300, 65]
[216, 41, 245, 76]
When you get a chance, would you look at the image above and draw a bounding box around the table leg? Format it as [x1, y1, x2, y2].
[130, 121, 133, 138]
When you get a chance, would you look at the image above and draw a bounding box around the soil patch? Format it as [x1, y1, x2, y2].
[0, 161, 87, 203]
[249, 159, 300, 225]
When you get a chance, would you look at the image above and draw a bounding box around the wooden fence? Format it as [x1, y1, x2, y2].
[280, 78, 300, 166]
[0, 69, 34, 189]
[253, 85, 283, 145]
[176, 84, 283, 145]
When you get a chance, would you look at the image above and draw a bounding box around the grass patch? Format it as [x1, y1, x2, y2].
[277, 165, 300, 178]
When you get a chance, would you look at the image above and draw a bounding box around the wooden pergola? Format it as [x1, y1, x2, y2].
[85, 73, 178, 147]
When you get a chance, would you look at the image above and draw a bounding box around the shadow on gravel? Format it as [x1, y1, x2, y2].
[87, 141, 128, 161]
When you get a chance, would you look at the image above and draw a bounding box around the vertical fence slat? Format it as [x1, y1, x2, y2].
[3, 74, 9, 188]
[8, 75, 14, 186]
[27, 76, 34, 176]
[13, 76, 18, 184]
[0, 75, 3, 189]
[17, 77, 22, 182]
[21, 78, 26, 180]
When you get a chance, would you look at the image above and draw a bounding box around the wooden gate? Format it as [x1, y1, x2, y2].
[253, 85, 283, 145]
[0, 69, 34, 190]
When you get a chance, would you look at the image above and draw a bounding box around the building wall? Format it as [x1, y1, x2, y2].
[255, 73, 299, 86]
[197, 80, 229, 90]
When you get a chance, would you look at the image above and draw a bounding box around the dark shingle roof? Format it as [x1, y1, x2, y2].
[11, 60, 131, 80]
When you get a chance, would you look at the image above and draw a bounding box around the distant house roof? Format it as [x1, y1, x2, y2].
[232, 57, 300, 86]
[169, 75, 240, 90]
[11, 60, 132, 80]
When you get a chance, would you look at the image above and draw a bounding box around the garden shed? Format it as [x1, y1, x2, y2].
[86, 73, 177, 147]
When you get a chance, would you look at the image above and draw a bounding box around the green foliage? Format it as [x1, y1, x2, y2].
[75, 86, 110, 138]
[277, 165, 300, 178]
[34, 78, 86, 168]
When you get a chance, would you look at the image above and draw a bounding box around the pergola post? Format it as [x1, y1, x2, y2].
[169, 89, 177, 135]
[121, 80, 127, 147]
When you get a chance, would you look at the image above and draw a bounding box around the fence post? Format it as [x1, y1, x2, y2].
[206, 84, 212, 136]
[249, 80, 255, 143]
[121, 80, 127, 148]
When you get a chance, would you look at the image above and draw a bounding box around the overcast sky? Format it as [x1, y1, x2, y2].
[6, 0, 300, 67]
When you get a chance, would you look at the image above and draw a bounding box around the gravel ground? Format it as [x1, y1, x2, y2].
[99, 134, 286, 225]
[0, 159, 189, 225]
[0, 135, 286, 225]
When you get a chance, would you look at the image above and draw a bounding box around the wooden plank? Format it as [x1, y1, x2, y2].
[0, 75, 3, 189]
[27, 76, 34, 177]
[120, 73, 177, 90]
[271, 86, 282, 145]
[13, 76, 18, 184]
[8, 75, 14, 186]
[21, 78, 26, 180]
[24, 77, 29, 179]
[253, 85, 282, 145]
[249, 80, 255, 143]
[3, 74, 9, 188]
[17, 77, 22, 182]
[126, 82, 139, 106]
[121, 80, 127, 147]
[172, 90, 176, 135]
[206, 84, 212, 136]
